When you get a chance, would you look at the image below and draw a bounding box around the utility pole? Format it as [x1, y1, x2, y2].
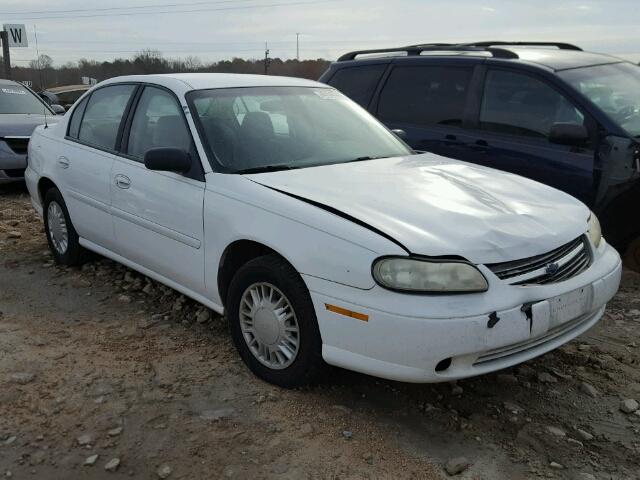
[264, 42, 270, 75]
[0, 31, 11, 79]
[296, 33, 300, 61]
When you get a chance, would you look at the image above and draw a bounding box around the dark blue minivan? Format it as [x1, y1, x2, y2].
[319, 42, 640, 269]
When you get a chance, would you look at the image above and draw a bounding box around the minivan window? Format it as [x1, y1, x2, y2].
[78, 84, 136, 150]
[328, 65, 387, 107]
[187, 86, 411, 173]
[127, 86, 192, 160]
[377, 65, 473, 127]
[480, 70, 584, 138]
[559, 62, 640, 137]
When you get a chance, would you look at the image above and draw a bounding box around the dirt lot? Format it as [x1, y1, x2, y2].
[1, 183, 639, 480]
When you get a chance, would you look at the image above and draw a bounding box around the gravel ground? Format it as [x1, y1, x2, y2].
[1, 183, 639, 480]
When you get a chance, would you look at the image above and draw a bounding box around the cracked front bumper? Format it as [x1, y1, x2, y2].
[305, 242, 621, 383]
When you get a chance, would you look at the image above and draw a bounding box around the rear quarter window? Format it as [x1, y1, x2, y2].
[327, 65, 387, 107]
[67, 96, 89, 139]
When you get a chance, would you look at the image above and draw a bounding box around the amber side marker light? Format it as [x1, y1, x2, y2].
[325, 304, 369, 322]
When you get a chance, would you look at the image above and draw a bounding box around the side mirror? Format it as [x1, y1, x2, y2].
[144, 147, 192, 173]
[549, 123, 588, 146]
[391, 129, 407, 141]
[51, 104, 66, 115]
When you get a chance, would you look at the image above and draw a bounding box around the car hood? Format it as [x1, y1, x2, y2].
[0, 114, 59, 137]
[247, 153, 589, 264]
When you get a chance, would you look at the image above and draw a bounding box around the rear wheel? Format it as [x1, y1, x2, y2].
[43, 187, 85, 266]
[227, 254, 325, 388]
[623, 236, 640, 273]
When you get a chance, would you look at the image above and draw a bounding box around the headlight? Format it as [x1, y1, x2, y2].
[372, 257, 488, 293]
[587, 212, 602, 248]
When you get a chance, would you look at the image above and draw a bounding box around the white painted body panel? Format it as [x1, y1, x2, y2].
[248, 155, 590, 264]
[25, 73, 622, 383]
[110, 156, 206, 295]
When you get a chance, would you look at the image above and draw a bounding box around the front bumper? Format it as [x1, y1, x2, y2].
[305, 242, 622, 383]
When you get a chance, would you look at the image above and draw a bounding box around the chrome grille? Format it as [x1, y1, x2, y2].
[487, 236, 590, 286]
[3, 136, 30, 155]
[3, 168, 25, 178]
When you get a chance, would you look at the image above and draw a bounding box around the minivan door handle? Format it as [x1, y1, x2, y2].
[57, 156, 70, 169]
[114, 174, 131, 189]
[443, 134, 464, 146]
[470, 139, 490, 153]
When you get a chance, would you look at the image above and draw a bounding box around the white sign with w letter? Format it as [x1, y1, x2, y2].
[3, 24, 28, 47]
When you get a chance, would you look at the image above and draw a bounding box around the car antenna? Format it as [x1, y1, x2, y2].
[34, 24, 48, 129]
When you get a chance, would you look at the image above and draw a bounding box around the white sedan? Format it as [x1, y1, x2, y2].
[25, 73, 622, 387]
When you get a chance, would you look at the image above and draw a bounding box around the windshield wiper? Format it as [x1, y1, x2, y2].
[344, 155, 391, 163]
[235, 164, 298, 174]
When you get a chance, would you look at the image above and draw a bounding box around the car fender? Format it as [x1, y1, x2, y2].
[202, 173, 406, 304]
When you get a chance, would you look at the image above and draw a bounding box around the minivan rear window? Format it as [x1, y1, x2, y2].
[377, 65, 473, 128]
[327, 65, 387, 107]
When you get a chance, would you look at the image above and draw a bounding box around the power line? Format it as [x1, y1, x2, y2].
[34, 38, 388, 46]
[7, 0, 339, 21]
[1, 0, 267, 16]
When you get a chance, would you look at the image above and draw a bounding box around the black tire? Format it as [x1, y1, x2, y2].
[43, 187, 85, 266]
[623, 236, 640, 273]
[227, 254, 325, 388]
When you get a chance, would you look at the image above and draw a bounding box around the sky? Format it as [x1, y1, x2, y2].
[2, 0, 640, 67]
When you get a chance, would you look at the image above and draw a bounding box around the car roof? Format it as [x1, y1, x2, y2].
[334, 44, 627, 72]
[0, 79, 22, 87]
[46, 84, 91, 93]
[506, 48, 625, 71]
[99, 73, 324, 94]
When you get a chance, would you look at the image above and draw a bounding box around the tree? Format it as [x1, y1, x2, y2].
[183, 56, 202, 71]
[133, 49, 165, 74]
[29, 54, 53, 70]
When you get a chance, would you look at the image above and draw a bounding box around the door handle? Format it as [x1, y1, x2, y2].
[57, 156, 70, 169]
[114, 174, 131, 189]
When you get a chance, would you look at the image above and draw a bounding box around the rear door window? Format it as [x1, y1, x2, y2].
[377, 65, 473, 127]
[78, 84, 136, 151]
[327, 65, 387, 107]
[480, 69, 584, 138]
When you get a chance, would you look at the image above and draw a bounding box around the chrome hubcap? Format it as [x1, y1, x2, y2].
[239, 282, 300, 370]
[47, 201, 69, 255]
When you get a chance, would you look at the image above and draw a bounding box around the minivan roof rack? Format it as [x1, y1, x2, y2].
[337, 41, 583, 62]
[460, 41, 582, 51]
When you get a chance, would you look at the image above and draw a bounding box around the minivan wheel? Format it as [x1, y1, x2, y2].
[623, 236, 640, 273]
[43, 188, 84, 266]
[227, 255, 325, 388]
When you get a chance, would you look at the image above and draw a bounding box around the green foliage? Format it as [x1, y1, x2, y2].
[9, 50, 331, 90]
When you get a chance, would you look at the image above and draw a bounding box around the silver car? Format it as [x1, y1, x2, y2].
[1, 79, 62, 184]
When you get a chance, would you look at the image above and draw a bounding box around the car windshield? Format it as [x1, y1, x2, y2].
[0, 85, 51, 115]
[186, 86, 412, 173]
[559, 62, 640, 137]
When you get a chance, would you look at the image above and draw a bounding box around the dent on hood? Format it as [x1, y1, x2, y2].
[247, 154, 589, 264]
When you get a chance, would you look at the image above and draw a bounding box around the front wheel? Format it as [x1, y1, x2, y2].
[227, 255, 325, 388]
[43, 187, 85, 266]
